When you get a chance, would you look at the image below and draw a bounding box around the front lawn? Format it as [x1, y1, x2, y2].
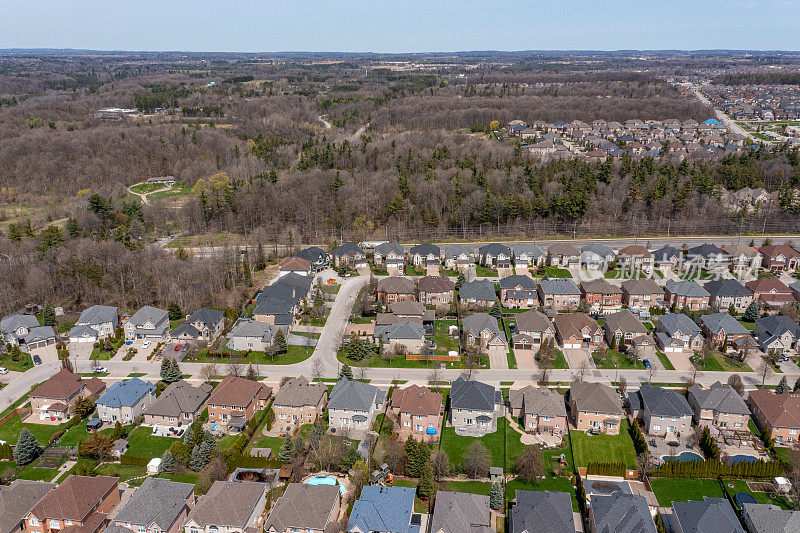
[506, 477, 578, 511]
[569, 420, 637, 468]
[475, 265, 499, 277]
[545, 267, 572, 278]
[656, 351, 676, 370]
[0, 416, 69, 445]
[124, 426, 177, 459]
[338, 349, 485, 370]
[592, 349, 645, 370]
[650, 477, 725, 506]
[0, 352, 33, 372]
[692, 351, 753, 372]
[439, 417, 510, 468]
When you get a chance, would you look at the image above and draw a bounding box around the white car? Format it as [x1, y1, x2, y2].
[142, 341, 151, 349]
[93, 366, 108, 373]
[0, 367, 8, 374]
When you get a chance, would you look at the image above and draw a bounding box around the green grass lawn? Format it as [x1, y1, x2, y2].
[569, 420, 637, 468]
[475, 265, 499, 277]
[445, 480, 491, 495]
[440, 417, 511, 469]
[338, 349, 485, 370]
[592, 349, 645, 370]
[124, 426, 178, 459]
[58, 419, 129, 447]
[545, 267, 572, 278]
[650, 478, 725, 506]
[193, 344, 314, 365]
[0, 461, 20, 478]
[16, 457, 67, 482]
[549, 349, 569, 369]
[505, 422, 527, 472]
[722, 479, 795, 510]
[506, 477, 579, 511]
[433, 320, 459, 357]
[350, 317, 374, 324]
[216, 434, 240, 451]
[738, 320, 755, 331]
[94, 462, 148, 482]
[0, 352, 33, 372]
[656, 351, 676, 370]
[604, 268, 649, 280]
[0, 416, 69, 445]
[130, 182, 167, 194]
[502, 321, 517, 369]
[692, 351, 753, 372]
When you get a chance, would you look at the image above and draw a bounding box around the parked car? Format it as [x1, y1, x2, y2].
[174, 344, 182, 351]
[32, 355, 42, 365]
[642, 359, 651, 369]
[0, 367, 8, 374]
[93, 366, 107, 373]
[142, 341, 151, 349]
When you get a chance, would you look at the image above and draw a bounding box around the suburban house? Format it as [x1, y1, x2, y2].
[449, 374, 503, 436]
[499, 275, 538, 309]
[459, 279, 497, 308]
[112, 478, 194, 533]
[685, 244, 731, 272]
[390, 384, 443, 441]
[125, 305, 170, 341]
[554, 313, 603, 349]
[377, 276, 416, 304]
[1, 315, 57, 352]
[271, 376, 328, 433]
[686, 382, 750, 431]
[23, 476, 119, 533]
[754, 315, 800, 354]
[441, 244, 474, 270]
[327, 378, 386, 432]
[347, 486, 416, 533]
[652, 245, 682, 270]
[429, 491, 492, 533]
[510, 309, 555, 352]
[296, 246, 328, 272]
[184, 481, 266, 533]
[671, 497, 744, 533]
[373, 321, 426, 354]
[746, 277, 796, 307]
[74, 305, 119, 339]
[569, 381, 623, 435]
[462, 312, 508, 351]
[278, 256, 311, 277]
[509, 386, 567, 436]
[331, 242, 367, 268]
[252, 291, 294, 330]
[547, 243, 580, 268]
[264, 483, 339, 533]
[96, 377, 156, 424]
[538, 278, 581, 310]
[758, 244, 800, 272]
[0, 480, 55, 533]
[142, 380, 212, 427]
[512, 243, 547, 268]
[580, 279, 623, 312]
[621, 278, 665, 310]
[580, 243, 615, 270]
[374, 242, 406, 272]
[416, 275, 455, 307]
[226, 318, 275, 352]
[698, 312, 751, 349]
[382, 300, 434, 333]
[655, 313, 705, 352]
[408, 242, 440, 266]
[478, 243, 512, 266]
[628, 383, 692, 437]
[616, 245, 654, 273]
[603, 309, 648, 349]
[172, 308, 224, 342]
[723, 244, 762, 272]
[510, 491, 578, 533]
[664, 280, 710, 311]
[206, 374, 272, 432]
[589, 493, 656, 533]
[29, 369, 105, 422]
[792, 280, 800, 301]
[742, 503, 800, 533]
[748, 389, 800, 446]
[704, 279, 754, 313]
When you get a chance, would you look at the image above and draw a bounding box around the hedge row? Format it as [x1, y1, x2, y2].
[587, 461, 627, 477]
[652, 458, 781, 479]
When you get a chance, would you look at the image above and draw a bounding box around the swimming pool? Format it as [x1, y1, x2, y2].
[727, 454, 757, 464]
[305, 476, 347, 494]
[663, 451, 703, 463]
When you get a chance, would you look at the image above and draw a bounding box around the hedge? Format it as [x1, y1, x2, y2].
[587, 461, 627, 477]
[652, 458, 781, 479]
[225, 453, 280, 471]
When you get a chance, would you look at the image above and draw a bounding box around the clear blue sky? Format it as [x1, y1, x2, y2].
[3, 1, 800, 52]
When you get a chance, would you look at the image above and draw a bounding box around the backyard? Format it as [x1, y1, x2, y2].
[124, 426, 178, 459]
[432, 319, 459, 357]
[0, 415, 69, 445]
[649, 477, 725, 506]
[569, 420, 637, 468]
[439, 417, 521, 469]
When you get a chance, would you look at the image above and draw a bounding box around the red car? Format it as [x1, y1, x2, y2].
[174, 344, 182, 351]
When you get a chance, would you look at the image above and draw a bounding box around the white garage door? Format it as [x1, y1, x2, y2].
[564, 343, 580, 349]
[70, 337, 94, 343]
[664, 346, 677, 353]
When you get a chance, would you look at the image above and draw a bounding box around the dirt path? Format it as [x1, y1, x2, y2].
[128, 183, 171, 205]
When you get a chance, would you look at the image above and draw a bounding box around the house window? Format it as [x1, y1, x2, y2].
[790, 429, 798, 435]
[653, 425, 661, 431]
[50, 520, 60, 529]
[65, 521, 72, 526]
[29, 519, 39, 527]
[138, 526, 146, 532]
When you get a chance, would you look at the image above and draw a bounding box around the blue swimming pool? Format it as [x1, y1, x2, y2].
[305, 476, 346, 494]
[663, 451, 703, 463]
[727, 454, 757, 464]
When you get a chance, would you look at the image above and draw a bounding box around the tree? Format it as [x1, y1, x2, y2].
[41, 304, 55, 327]
[514, 445, 544, 481]
[758, 360, 771, 388]
[13, 429, 40, 466]
[699, 427, 720, 459]
[73, 397, 95, 418]
[200, 363, 218, 382]
[462, 441, 490, 478]
[489, 482, 503, 510]
[80, 432, 113, 461]
[744, 301, 760, 322]
[161, 450, 176, 474]
[431, 449, 450, 481]
[160, 357, 172, 382]
[168, 302, 183, 320]
[455, 273, 466, 290]
[254, 242, 267, 271]
[417, 463, 435, 499]
[728, 374, 745, 396]
[777, 376, 789, 394]
[339, 364, 353, 380]
[278, 434, 294, 463]
[618, 376, 627, 397]
[274, 329, 287, 354]
[794, 376, 800, 393]
[489, 301, 502, 320]
[66, 217, 80, 237]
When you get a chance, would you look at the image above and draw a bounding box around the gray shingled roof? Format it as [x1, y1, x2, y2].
[570, 382, 622, 415]
[374, 321, 426, 342]
[186, 481, 265, 528]
[756, 315, 800, 338]
[462, 312, 505, 344]
[511, 490, 574, 533]
[0, 314, 38, 336]
[657, 313, 702, 336]
[264, 483, 339, 532]
[273, 376, 327, 408]
[581, 243, 615, 259]
[479, 243, 512, 256]
[509, 386, 566, 418]
[699, 312, 750, 336]
[513, 310, 553, 334]
[742, 503, 800, 533]
[459, 279, 497, 302]
[347, 485, 415, 533]
[450, 374, 499, 412]
[76, 305, 118, 327]
[409, 243, 440, 257]
[590, 492, 656, 533]
[672, 497, 744, 533]
[187, 308, 223, 328]
[652, 246, 682, 262]
[441, 244, 474, 259]
[630, 384, 692, 418]
[143, 380, 212, 418]
[704, 279, 751, 298]
[499, 275, 537, 291]
[128, 305, 169, 328]
[113, 477, 194, 531]
[328, 378, 385, 412]
[687, 382, 750, 416]
[0, 480, 55, 533]
[539, 278, 580, 296]
[429, 491, 493, 533]
[512, 243, 546, 260]
[332, 242, 365, 258]
[665, 279, 710, 298]
[296, 246, 327, 263]
[375, 242, 405, 257]
[604, 309, 647, 336]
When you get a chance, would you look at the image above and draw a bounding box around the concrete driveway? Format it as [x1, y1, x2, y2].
[488, 346, 509, 370]
[30, 344, 58, 364]
[514, 348, 539, 370]
[117, 339, 157, 362]
[563, 348, 594, 370]
[664, 350, 695, 372]
[68, 341, 94, 360]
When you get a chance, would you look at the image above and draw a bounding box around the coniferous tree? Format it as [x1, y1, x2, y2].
[168, 302, 183, 321]
[489, 483, 503, 510]
[490, 302, 502, 319]
[339, 364, 353, 380]
[161, 450, 176, 474]
[160, 358, 172, 382]
[13, 429, 40, 466]
[274, 329, 287, 354]
[278, 433, 294, 463]
[417, 463, 435, 499]
[41, 304, 55, 327]
[777, 376, 789, 394]
[744, 301, 760, 322]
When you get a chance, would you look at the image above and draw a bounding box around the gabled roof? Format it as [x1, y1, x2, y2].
[22, 326, 55, 344]
[67, 324, 97, 339]
[429, 491, 492, 533]
[618, 245, 652, 258]
[512, 243, 546, 259]
[374, 321, 426, 342]
[510, 490, 575, 533]
[687, 244, 730, 260]
[569, 382, 622, 415]
[747, 389, 800, 429]
[581, 243, 615, 258]
[273, 376, 327, 408]
[704, 279, 751, 298]
[228, 318, 273, 340]
[348, 485, 414, 533]
[441, 244, 474, 259]
[657, 313, 702, 336]
[604, 310, 647, 336]
[113, 478, 194, 531]
[756, 315, 800, 338]
[328, 378, 385, 412]
[672, 497, 744, 533]
[459, 279, 497, 302]
[742, 502, 800, 533]
[378, 276, 416, 295]
[97, 378, 155, 408]
[514, 310, 553, 334]
[296, 246, 327, 263]
[332, 242, 364, 258]
[581, 278, 623, 295]
[273, 272, 313, 297]
[279, 256, 311, 271]
[539, 278, 580, 296]
[548, 243, 580, 257]
[746, 277, 792, 294]
[128, 305, 168, 327]
[390, 385, 442, 417]
[554, 313, 601, 339]
[665, 280, 710, 298]
[0, 314, 38, 335]
[630, 384, 692, 418]
[621, 278, 663, 295]
[409, 242, 440, 256]
[478, 243, 512, 256]
[171, 323, 200, 338]
[31, 369, 87, 400]
[590, 492, 656, 533]
[187, 308, 224, 328]
[758, 244, 800, 259]
[651, 246, 682, 263]
[724, 244, 760, 258]
[462, 313, 506, 344]
[509, 386, 566, 418]
[143, 380, 212, 418]
[207, 374, 271, 408]
[499, 275, 537, 291]
[374, 242, 405, 256]
[187, 481, 266, 529]
[0, 480, 55, 533]
[76, 305, 118, 326]
[687, 382, 749, 416]
[417, 275, 454, 293]
[450, 374, 499, 412]
[699, 312, 750, 336]
[29, 475, 117, 522]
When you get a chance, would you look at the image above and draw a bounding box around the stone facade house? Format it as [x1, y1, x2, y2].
[603, 309, 648, 348]
[125, 305, 170, 341]
[686, 382, 750, 431]
[390, 385, 443, 441]
[184, 481, 266, 533]
[74, 305, 118, 339]
[664, 280, 710, 311]
[373, 320, 426, 354]
[628, 384, 692, 437]
[408, 243, 441, 266]
[754, 315, 800, 354]
[331, 242, 366, 268]
[758, 244, 800, 272]
[655, 313, 705, 352]
[547, 243, 580, 268]
[23, 476, 119, 533]
[142, 380, 212, 427]
[461, 313, 508, 350]
[478, 243, 512, 266]
[512, 243, 547, 268]
[569, 382, 623, 435]
[704, 279, 754, 313]
[327, 378, 386, 432]
[449, 374, 503, 437]
[206, 374, 272, 432]
[509, 386, 567, 436]
[271, 376, 328, 433]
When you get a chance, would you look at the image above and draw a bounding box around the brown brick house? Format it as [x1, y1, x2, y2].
[23, 476, 119, 533]
[686, 382, 750, 431]
[664, 280, 710, 311]
[207, 374, 272, 432]
[758, 244, 800, 272]
[748, 389, 800, 446]
[271, 376, 328, 434]
[554, 313, 603, 349]
[416, 275, 455, 307]
[580, 279, 623, 311]
[621, 278, 663, 309]
[617, 245, 654, 273]
[509, 386, 567, 436]
[569, 382, 623, 435]
[746, 277, 796, 307]
[29, 369, 106, 423]
[390, 384, 443, 441]
[376, 277, 416, 305]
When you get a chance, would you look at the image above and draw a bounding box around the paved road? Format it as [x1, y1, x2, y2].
[318, 115, 333, 130]
[691, 85, 774, 147]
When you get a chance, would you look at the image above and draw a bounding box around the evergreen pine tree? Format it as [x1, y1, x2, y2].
[190, 445, 204, 471]
[489, 483, 503, 510]
[417, 463, 435, 499]
[278, 434, 294, 463]
[254, 243, 267, 271]
[455, 273, 466, 290]
[339, 364, 353, 380]
[164, 359, 181, 383]
[274, 329, 287, 354]
[66, 217, 80, 237]
[41, 304, 55, 327]
[161, 450, 176, 474]
[167, 302, 183, 321]
[744, 301, 760, 322]
[793, 376, 800, 392]
[489, 301, 502, 319]
[404, 437, 420, 477]
[777, 376, 789, 394]
[160, 358, 172, 382]
[13, 429, 41, 466]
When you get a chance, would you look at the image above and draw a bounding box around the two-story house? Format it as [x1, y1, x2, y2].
[655, 313, 705, 353]
[377, 276, 416, 305]
[96, 377, 156, 424]
[628, 384, 693, 437]
[461, 313, 508, 352]
[459, 279, 497, 308]
[547, 243, 580, 268]
[538, 278, 581, 311]
[580, 243, 615, 270]
[0, 481, 55, 533]
[142, 380, 212, 427]
[746, 277, 796, 307]
[617, 245, 654, 274]
[125, 306, 170, 341]
[554, 313, 603, 349]
[327, 378, 386, 433]
[603, 309, 648, 349]
[173, 308, 224, 343]
[390, 384, 443, 441]
[331, 242, 367, 268]
[296, 246, 328, 272]
[271, 376, 328, 434]
[478, 243, 512, 267]
[449, 374, 503, 436]
[206, 374, 272, 432]
[723, 244, 762, 273]
[278, 256, 312, 277]
[416, 275, 455, 308]
[74, 305, 119, 339]
[758, 244, 800, 272]
[509, 386, 567, 436]
[664, 280, 710, 311]
[580, 279, 623, 312]
[112, 478, 194, 533]
[510, 309, 555, 352]
[408, 243, 441, 266]
[264, 483, 339, 533]
[686, 382, 750, 431]
[569, 381, 623, 435]
[748, 389, 800, 446]
[499, 275, 538, 309]
[704, 279, 753, 313]
[184, 481, 266, 533]
[347, 486, 416, 533]
[698, 312, 751, 350]
[621, 279, 664, 310]
[512, 243, 547, 268]
[373, 242, 406, 273]
[24, 476, 119, 533]
[29, 369, 106, 422]
[754, 315, 800, 355]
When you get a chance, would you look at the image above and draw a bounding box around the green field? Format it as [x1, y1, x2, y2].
[130, 182, 167, 194]
[569, 420, 637, 468]
[650, 478, 725, 506]
[124, 426, 177, 459]
[592, 349, 645, 370]
[433, 320, 459, 357]
[444, 480, 492, 495]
